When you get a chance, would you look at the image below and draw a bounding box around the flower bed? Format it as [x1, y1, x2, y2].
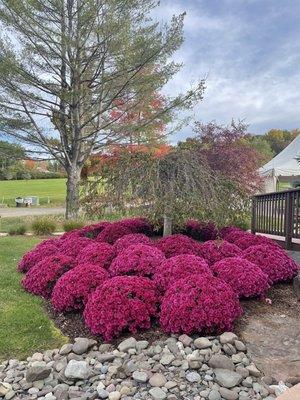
[18, 217, 299, 341]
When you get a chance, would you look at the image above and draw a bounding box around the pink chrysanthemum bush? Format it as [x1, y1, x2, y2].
[160, 275, 243, 335]
[76, 242, 115, 269]
[242, 245, 299, 283]
[113, 233, 152, 254]
[199, 240, 241, 265]
[22, 254, 75, 298]
[18, 239, 59, 273]
[225, 230, 281, 250]
[211, 257, 270, 298]
[51, 264, 109, 312]
[219, 226, 244, 240]
[185, 220, 218, 242]
[84, 276, 159, 340]
[154, 254, 212, 292]
[155, 234, 203, 259]
[58, 236, 92, 257]
[109, 244, 165, 277]
[96, 223, 134, 244]
[119, 217, 153, 236]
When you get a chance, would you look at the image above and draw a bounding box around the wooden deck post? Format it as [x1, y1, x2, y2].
[285, 191, 293, 250]
[251, 197, 257, 234]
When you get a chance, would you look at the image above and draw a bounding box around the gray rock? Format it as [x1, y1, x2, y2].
[245, 364, 261, 377]
[234, 340, 247, 352]
[149, 373, 167, 387]
[194, 338, 212, 349]
[214, 369, 243, 388]
[73, 338, 91, 355]
[136, 341, 149, 352]
[97, 389, 109, 399]
[160, 354, 175, 365]
[186, 371, 201, 383]
[59, 343, 73, 355]
[219, 332, 238, 344]
[26, 365, 52, 382]
[118, 337, 137, 352]
[219, 387, 239, 400]
[209, 390, 221, 400]
[53, 383, 69, 400]
[64, 360, 90, 380]
[97, 353, 115, 363]
[5, 390, 16, 400]
[0, 383, 12, 397]
[208, 355, 234, 371]
[149, 387, 167, 400]
[132, 371, 149, 383]
[108, 391, 121, 400]
[178, 334, 193, 347]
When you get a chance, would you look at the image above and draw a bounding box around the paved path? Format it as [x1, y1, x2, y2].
[0, 207, 65, 218]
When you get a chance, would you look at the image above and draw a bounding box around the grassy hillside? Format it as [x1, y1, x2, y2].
[0, 178, 66, 206]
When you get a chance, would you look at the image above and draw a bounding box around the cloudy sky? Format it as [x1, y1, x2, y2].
[155, 0, 300, 141]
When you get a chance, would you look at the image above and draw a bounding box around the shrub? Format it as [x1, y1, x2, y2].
[199, 240, 241, 265]
[109, 244, 165, 277]
[58, 236, 92, 258]
[84, 276, 159, 340]
[96, 223, 134, 244]
[22, 254, 74, 298]
[76, 242, 115, 269]
[61, 221, 111, 240]
[8, 224, 27, 236]
[155, 234, 203, 258]
[219, 226, 244, 240]
[113, 233, 152, 254]
[185, 220, 218, 242]
[160, 275, 243, 335]
[231, 233, 281, 250]
[63, 220, 85, 232]
[154, 254, 212, 292]
[242, 245, 299, 283]
[18, 239, 59, 273]
[51, 264, 109, 312]
[31, 218, 56, 235]
[211, 257, 270, 298]
[119, 217, 153, 236]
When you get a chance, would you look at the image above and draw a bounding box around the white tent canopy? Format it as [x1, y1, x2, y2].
[260, 135, 300, 192]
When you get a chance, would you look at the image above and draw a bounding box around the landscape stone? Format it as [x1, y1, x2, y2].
[149, 373, 167, 387]
[26, 365, 52, 382]
[132, 371, 149, 383]
[208, 354, 234, 371]
[0, 382, 12, 396]
[178, 334, 193, 347]
[214, 369, 243, 388]
[186, 371, 201, 383]
[73, 338, 91, 355]
[64, 360, 89, 380]
[118, 337, 137, 352]
[219, 332, 238, 344]
[149, 387, 167, 400]
[208, 389, 221, 400]
[194, 337, 212, 349]
[219, 387, 239, 400]
[160, 354, 175, 365]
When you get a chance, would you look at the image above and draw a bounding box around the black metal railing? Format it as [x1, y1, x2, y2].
[251, 188, 300, 249]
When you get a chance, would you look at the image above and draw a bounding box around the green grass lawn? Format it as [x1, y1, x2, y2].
[0, 178, 66, 206]
[0, 236, 67, 360]
[0, 214, 65, 233]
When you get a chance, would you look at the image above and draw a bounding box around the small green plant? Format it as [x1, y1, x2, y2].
[8, 224, 27, 236]
[63, 220, 85, 232]
[31, 218, 56, 236]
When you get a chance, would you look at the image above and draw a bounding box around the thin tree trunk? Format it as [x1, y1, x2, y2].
[66, 165, 82, 219]
[163, 214, 172, 236]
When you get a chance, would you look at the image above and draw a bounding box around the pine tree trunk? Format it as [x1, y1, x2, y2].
[163, 215, 172, 236]
[66, 166, 82, 220]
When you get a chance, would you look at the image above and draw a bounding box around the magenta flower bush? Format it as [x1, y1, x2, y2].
[51, 264, 109, 312]
[160, 275, 243, 335]
[61, 222, 111, 240]
[109, 244, 165, 277]
[18, 239, 59, 273]
[119, 217, 153, 236]
[113, 233, 152, 254]
[76, 242, 115, 269]
[154, 254, 212, 292]
[155, 234, 203, 258]
[22, 255, 74, 298]
[219, 226, 244, 240]
[96, 223, 134, 244]
[199, 240, 241, 265]
[84, 276, 159, 340]
[211, 257, 270, 298]
[242, 245, 299, 283]
[58, 236, 92, 257]
[185, 220, 218, 242]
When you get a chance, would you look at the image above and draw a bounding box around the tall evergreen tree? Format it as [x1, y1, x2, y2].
[0, 0, 204, 218]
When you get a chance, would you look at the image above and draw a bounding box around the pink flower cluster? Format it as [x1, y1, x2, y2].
[76, 242, 115, 269]
[160, 275, 243, 335]
[22, 254, 74, 298]
[113, 233, 152, 254]
[59, 236, 92, 257]
[84, 276, 159, 340]
[155, 234, 203, 258]
[211, 257, 270, 298]
[109, 244, 165, 277]
[154, 254, 212, 292]
[185, 220, 218, 241]
[51, 264, 109, 312]
[18, 239, 59, 273]
[243, 245, 299, 283]
[199, 240, 241, 265]
[225, 230, 281, 250]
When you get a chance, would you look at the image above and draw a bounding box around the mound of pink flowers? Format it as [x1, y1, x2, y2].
[156, 234, 203, 258]
[160, 275, 243, 335]
[243, 245, 299, 283]
[154, 254, 212, 292]
[211, 257, 270, 298]
[84, 276, 159, 340]
[51, 264, 109, 312]
[17, 217, 299, 341]
[199, 239, 241, 265]
[109, 244, 165, 278]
